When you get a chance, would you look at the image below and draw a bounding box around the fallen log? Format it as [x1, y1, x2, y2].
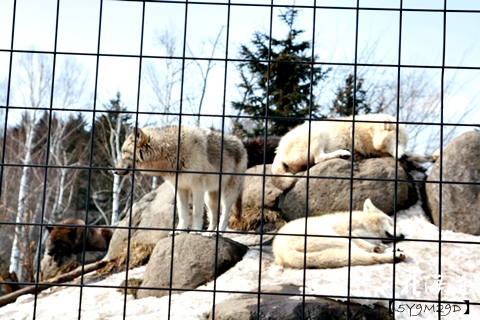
[0, 260, 107, 307]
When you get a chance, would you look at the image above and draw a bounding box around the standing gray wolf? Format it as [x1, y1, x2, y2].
[46, 218, 113, 263]
[272, 199, 406, 269]
[115, 126, 247, 234]
[271, 113, 432, 190]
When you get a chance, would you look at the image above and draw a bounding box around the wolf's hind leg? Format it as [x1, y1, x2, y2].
[205, 191, 219, 231]
[404, 152, 436, 163]
[217, 193, 235, 233]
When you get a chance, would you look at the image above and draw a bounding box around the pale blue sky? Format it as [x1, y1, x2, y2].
[0, 0, 479, 149]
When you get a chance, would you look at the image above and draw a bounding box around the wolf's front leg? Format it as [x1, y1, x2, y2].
[172, 189, 190, 235]
[316, 149, 351, 162]
[190, 189, 205, 233]
[351, 237, 381, 252]
[349, 247, 406, 266]
[375, 248, 406, 263]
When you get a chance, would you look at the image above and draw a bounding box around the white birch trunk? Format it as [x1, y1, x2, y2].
[111, 173, 121, 224]
[9, 125, 35, 280]
[110, 110, 123, 224]
[152, 176, 159, 190]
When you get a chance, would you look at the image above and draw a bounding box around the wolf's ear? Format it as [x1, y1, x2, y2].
[69, 226, 84, 246]
[363, 198, 379, 212]
[132, 127, 148, 147]
[46, 226, 53, 233]
[69, 227, 78, 242]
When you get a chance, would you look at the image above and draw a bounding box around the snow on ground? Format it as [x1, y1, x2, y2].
[1, 204, 479, 320]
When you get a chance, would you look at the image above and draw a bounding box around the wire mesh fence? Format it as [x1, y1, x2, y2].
[0, 0, 479, 319]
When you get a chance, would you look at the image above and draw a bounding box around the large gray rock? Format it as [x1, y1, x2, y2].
[106, 183, 175, 260]
[280, 158, 416, 221]
[136, 233, 248, 299]
[210, 285, 391, 320]
[243, 165, 283, 210]
[426, 131, 480, 235]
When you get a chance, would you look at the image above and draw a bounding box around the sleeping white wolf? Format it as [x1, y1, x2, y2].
[271, 113, 432, 190]
[115, 126, 247, 234]
[272, 198, 406, 269]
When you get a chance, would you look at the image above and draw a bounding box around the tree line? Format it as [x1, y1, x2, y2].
[0, 93, 153, 284]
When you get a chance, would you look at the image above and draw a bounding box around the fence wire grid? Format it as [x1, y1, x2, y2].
[0, 0, 479, 319]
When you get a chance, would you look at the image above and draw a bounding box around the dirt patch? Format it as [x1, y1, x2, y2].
[97, 243, 155, 276]
[229, 206, 284, 232]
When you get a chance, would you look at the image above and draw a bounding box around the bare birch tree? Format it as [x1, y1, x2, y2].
[145, 27, 225, 128]
[187, 26, 225, 125]
[144, 29, 184, 127]
[91, 93, 151, 225]
[359, 67, 478, 155]
[0, 78, 6, 134]
[8, 53, 86, 281]
[320, 33, 478, 156]
[9, 53, 51, 280]
[94, 93, 126, 224]
[47, 115, 89, 222]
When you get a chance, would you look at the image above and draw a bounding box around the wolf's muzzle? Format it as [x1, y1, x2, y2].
[113, 168, 130, 175]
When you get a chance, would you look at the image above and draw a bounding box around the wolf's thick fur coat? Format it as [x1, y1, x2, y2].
[46, 218, 113, 260]
[272, 199, 405, 269]
[115, 126, 247, 233]
[271, 114, 416, 190]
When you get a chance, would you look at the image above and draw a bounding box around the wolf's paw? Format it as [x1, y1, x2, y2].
[393, 248, 406, 262]
[373, 243, 388, 253]
[201, 231, 218, 237]
[339, 150, 351, 160]
[168, 230, 188, 236]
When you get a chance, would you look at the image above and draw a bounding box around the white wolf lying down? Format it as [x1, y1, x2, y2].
[115, 126, 247, 234]
[271, 113, 432, 190]
[272, 198, 406, 269]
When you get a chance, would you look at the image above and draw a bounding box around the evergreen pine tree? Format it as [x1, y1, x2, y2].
[232, 8, 329, 137]
[331, 73, 382, 117]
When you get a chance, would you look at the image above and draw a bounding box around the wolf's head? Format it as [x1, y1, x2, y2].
[375, 120, 408, 159]
[271, 158, 306, 191]
[353, 198, 405, 244]
[271, 144, 310, 191]
[46, 219, 85, 257]
[114, 127, 149, 175]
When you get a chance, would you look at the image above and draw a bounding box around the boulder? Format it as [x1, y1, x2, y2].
[106, 183, 175, 260]
[280, 158, 416, 221]
[426, 131, 480, 235]
[242, 165, 283, 210]
[136, 233, 248, 299]
[210, 284, 391, 320]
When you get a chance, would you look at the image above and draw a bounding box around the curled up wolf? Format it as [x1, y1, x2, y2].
[45, 218, 113, 264]
[272, 199, 406, 269]
[115, 126, 248, 234]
